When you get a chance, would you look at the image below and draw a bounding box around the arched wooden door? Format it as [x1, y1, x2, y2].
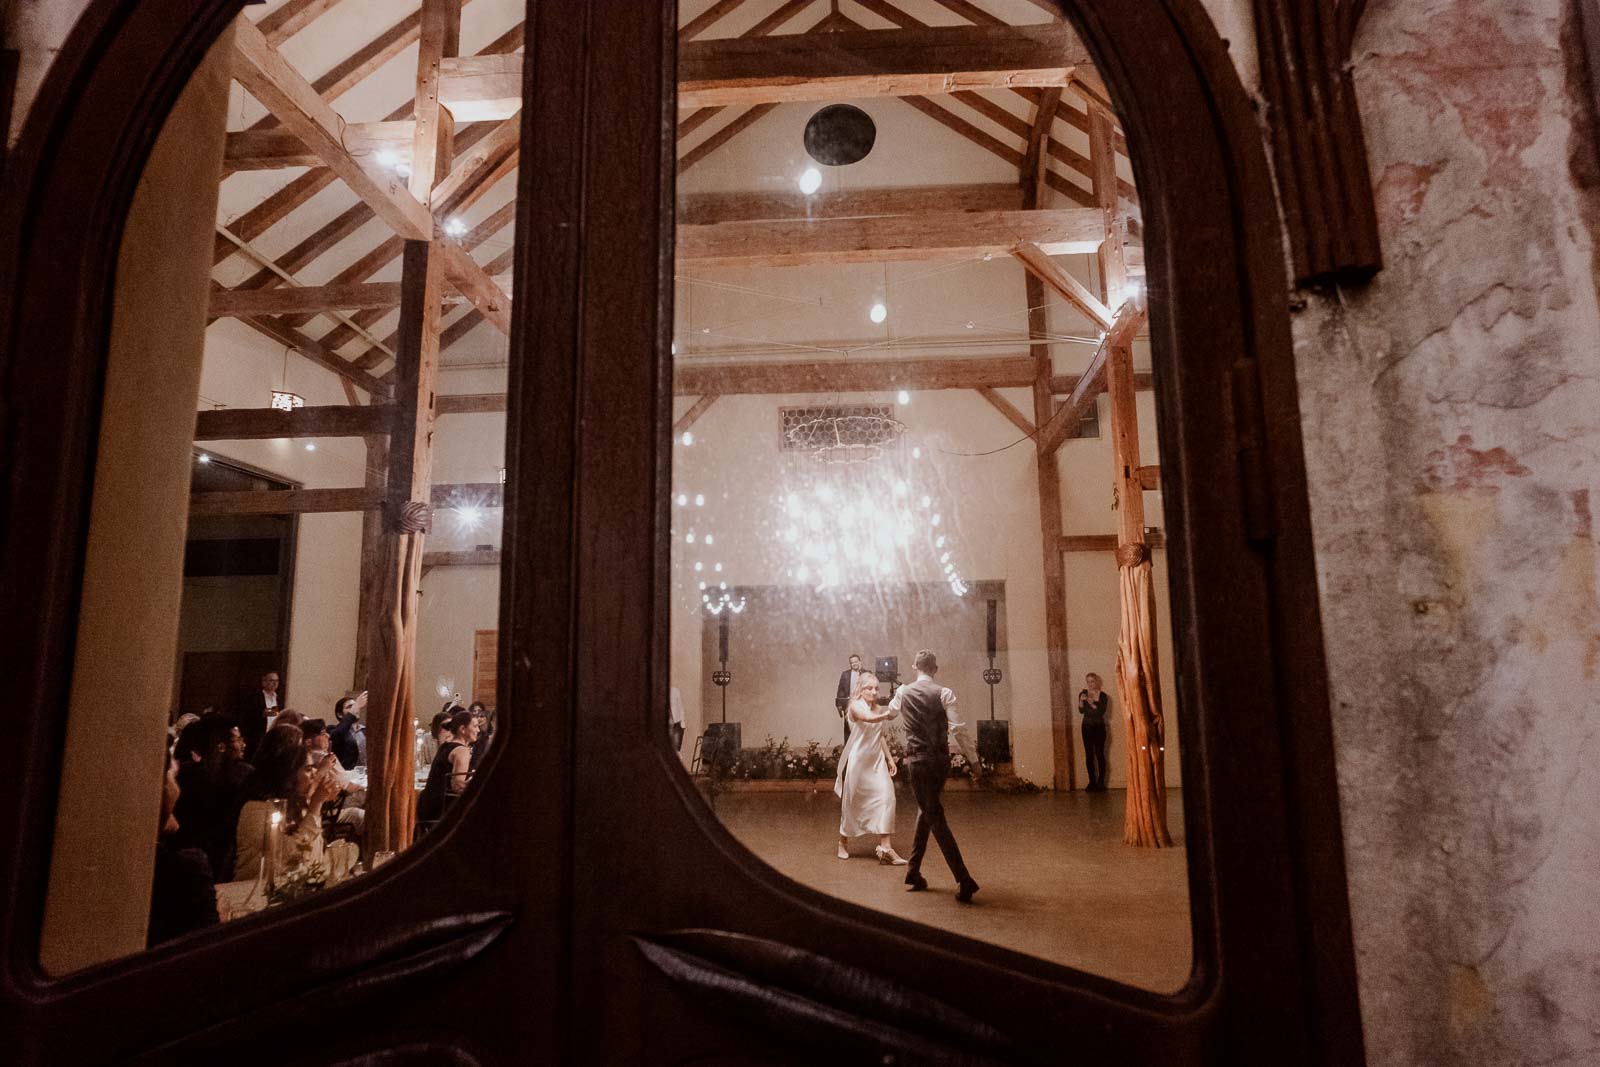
[0, 1, 1363, 1062]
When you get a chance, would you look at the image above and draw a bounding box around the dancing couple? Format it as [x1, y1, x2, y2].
[833, 649, 981, 903]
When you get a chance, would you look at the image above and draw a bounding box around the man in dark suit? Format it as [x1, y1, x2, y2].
[888, 649, 981, 903]
[834, 653, 864, 743]
[235, 668, 282, 758]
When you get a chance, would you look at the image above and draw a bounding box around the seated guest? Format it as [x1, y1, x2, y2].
[234, 725, 357, 886]
[273, 709, 305, 731]
[328, 696, 363, 771]
[171, 717, 252, 881]
[419, 709, 454, 768]
[169, 712, 200, 751]
[149, 749, 219, 947]
[417, 709, 478, 825]
[301, 719, 331, 760]
[468, 702, 493, 771]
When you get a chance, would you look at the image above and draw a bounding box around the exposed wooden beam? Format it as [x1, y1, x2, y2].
[246, 3, 452, 134]
[1052, 370, 1153, 395]
[1037, 301, 1145, 456]
[677, 23, 1090, 108]
[1037, 344, 1107, 459]
[233, 313, 388, 396]
[1060, 530, 1166, 553]
[678, 207, 1102, 268]
[1092, 106, 1130, 304]
[1013, 241, 1114, 331]
[194, 404, 394, 441]
[1020, 86, 1063, 207]
[210, 277, 508, 316]
[231, 18, 433, 240]
[679, 0, 752, 40]
[673, 395, 720, 435]
[1136, 464, 1162, 491]
[424, 364, 1148, 416]
[678, 103, 779, 174]
[257, 0, 346, 44]
[677, 182, 1022, 225]
[190, 487, 384, 516]
[436, 53, 522, 122]
[437, 393, 507, 415]
[976, 386, 1035, 436]
[430, 116, 520, 207]
[676, 355, 1035, 395]
[421, 547, 503, 570]
[223, 120, 414, 172]
[437, 24, 1087, 120]
[216, 17, 520, 266]
[433, 227, 512, 335]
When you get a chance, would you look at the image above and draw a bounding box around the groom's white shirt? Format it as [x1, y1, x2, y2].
[889, 672, 981, 768]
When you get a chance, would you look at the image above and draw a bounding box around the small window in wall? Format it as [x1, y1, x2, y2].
[37, 3, 522, 973]
[668, 8, 1189, 992]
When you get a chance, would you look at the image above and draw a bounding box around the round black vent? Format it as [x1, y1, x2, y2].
[803, 104, 876, 166]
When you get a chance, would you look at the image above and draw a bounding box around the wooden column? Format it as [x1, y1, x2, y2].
[365, 0, 459, 855]
[1106, 329, 1172, 847]
[1090, 107, 1129, 306]
[1022, 89, 1076, 792]
[352, 433, 387, 689]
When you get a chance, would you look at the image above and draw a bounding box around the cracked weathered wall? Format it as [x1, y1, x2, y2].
[1296, 1, 1600, 1062]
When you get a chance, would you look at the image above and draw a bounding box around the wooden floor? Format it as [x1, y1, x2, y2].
[710, 786, 1192, 992]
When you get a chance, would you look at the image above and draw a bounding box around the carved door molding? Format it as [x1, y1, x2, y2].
[1253, 0, 1384, 285]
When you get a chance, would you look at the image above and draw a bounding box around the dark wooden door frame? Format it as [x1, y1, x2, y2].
[551, 0, 1367, 1061]
[0, 0, 1368, 1062]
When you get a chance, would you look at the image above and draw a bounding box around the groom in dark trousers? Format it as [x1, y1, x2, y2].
[889, 649, 981, 903]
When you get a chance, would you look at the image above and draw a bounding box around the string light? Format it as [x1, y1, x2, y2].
[444, 217, 468, 237]
[798, 167, 822, 195]
[869, 303, 888, 324]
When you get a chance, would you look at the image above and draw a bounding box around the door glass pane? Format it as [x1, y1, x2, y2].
[39, 0, 523, 972]
[669, 2, 1190, 992]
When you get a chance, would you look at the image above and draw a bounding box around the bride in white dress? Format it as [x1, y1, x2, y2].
[833, 673, 908, 864]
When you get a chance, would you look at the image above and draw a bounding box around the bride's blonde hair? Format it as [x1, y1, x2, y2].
[851, 672, 880, 702]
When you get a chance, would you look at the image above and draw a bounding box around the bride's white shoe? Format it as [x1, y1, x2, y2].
[875, 846, 908, 866]
[838, 842, 850, 860]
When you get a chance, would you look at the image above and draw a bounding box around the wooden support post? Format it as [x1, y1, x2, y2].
[1091, 106, 1129, 306]
[353, 434, 387, 692]
[1021, 92, 1075, 793]
[366, 0, 460, 857]
[1106, 334, 1172, 847]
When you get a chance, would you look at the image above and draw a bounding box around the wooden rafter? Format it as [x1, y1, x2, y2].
[677, 23, 1089, 108]
[194, 404, 394, 441]
[232, 18, 432, 239]
[215, 20, 522, 267]
[678, 207, 1102, 267]
[209, 278, 507, 317]
[256, 0, 345, 44]
[1036, 301, 1145, 456]
[423, 367, 1148, 414]
[676, 355, 1036, 395]
[678, 182, 1022, 225]
[1013, 240, 1113, 331]
[673, 395, 721, 435]
[976, 386, 1035, 436]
